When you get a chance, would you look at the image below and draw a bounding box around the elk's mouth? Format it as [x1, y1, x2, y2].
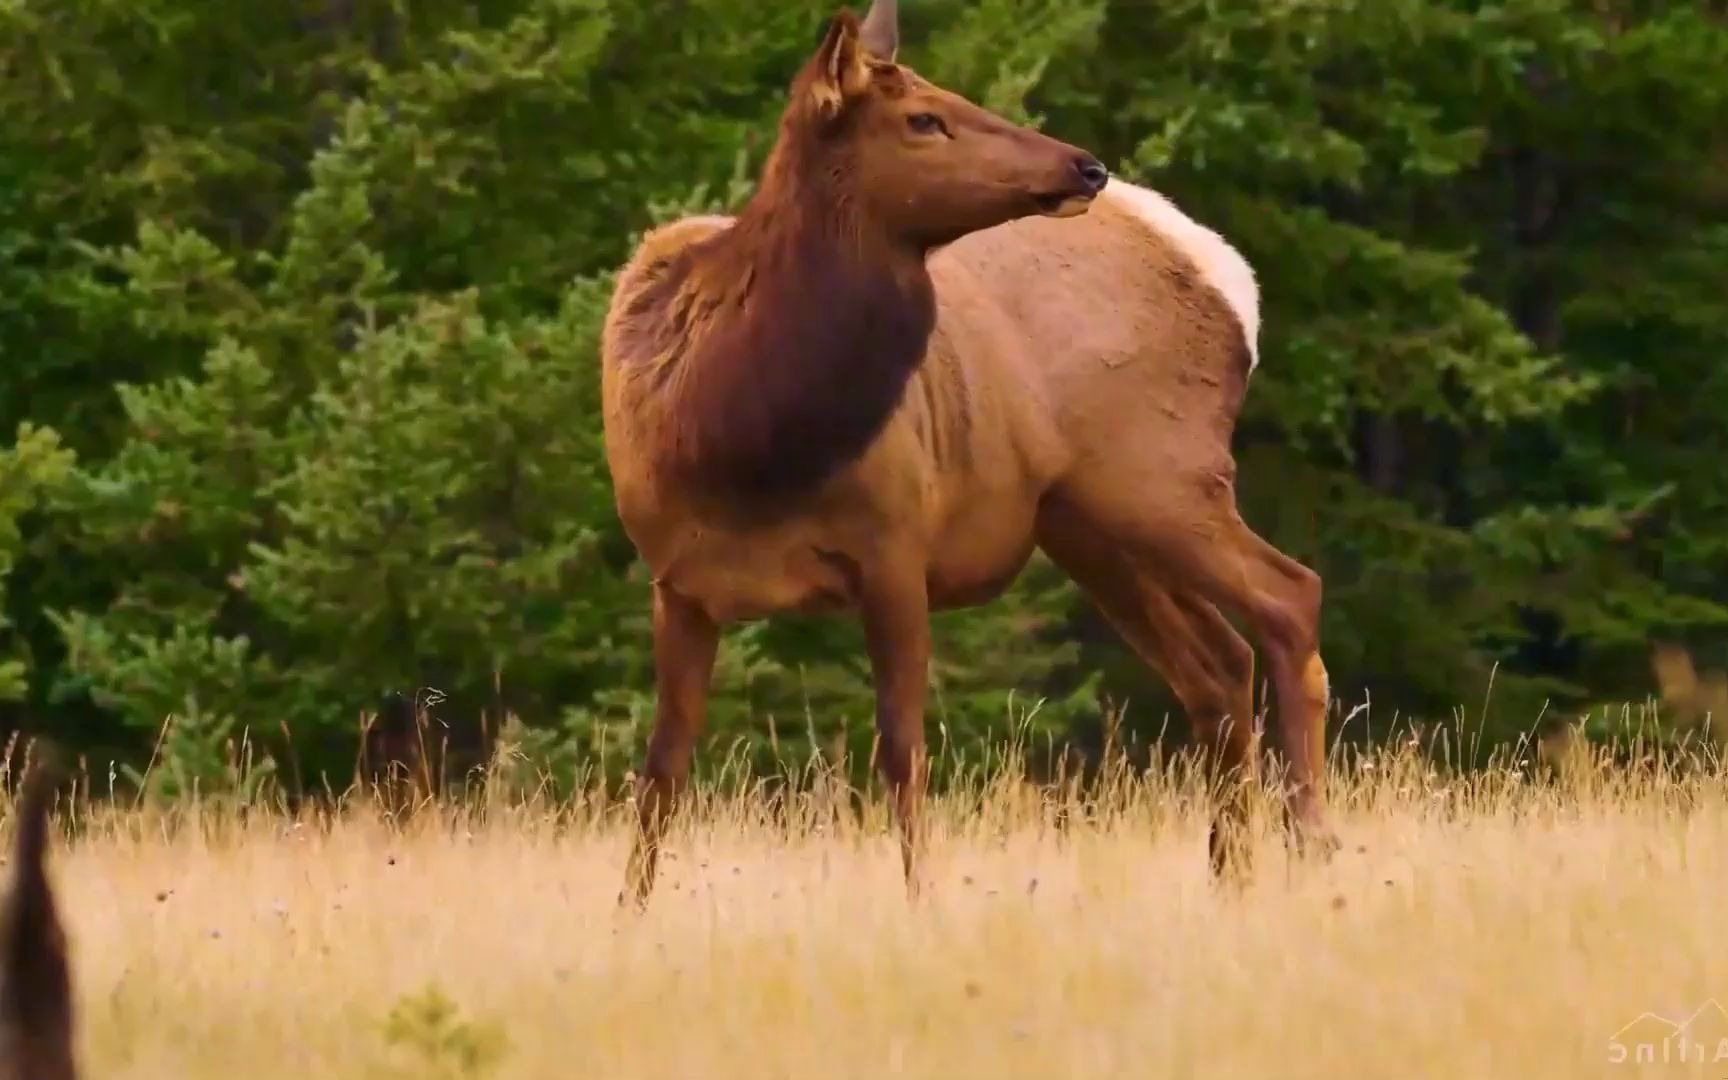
[1034, 191, 1095, 218]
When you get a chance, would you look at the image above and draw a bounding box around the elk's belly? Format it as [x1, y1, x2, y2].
[924, 499, 1041, 610]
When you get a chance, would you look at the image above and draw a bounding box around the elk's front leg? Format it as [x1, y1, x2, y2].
[860, 564, 932, 900]
[620, 583, 719, 909]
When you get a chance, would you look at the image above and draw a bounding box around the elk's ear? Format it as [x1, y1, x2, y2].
[808, 9, 872, 119]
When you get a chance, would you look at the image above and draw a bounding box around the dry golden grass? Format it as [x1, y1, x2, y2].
[12, 735, 1728, 1079]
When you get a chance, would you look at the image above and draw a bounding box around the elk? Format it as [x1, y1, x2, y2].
[358, 688, 453, 818]
[601, 1, 1339, 905]
[0, 749, 77, 1080]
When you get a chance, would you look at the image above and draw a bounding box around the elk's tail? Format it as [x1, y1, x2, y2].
[0, 747, 77, 1080]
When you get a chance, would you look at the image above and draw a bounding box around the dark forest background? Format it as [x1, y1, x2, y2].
[2, 0, 1725, 799]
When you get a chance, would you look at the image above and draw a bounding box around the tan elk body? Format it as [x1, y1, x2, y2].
[601, 2, 1339, 902]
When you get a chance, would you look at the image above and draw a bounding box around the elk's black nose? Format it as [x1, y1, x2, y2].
[1074, 155, 1109, 194]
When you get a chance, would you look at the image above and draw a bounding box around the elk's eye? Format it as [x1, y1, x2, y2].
[906, 112, 946, 136]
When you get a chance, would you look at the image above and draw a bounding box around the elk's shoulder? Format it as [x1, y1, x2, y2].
[603, 214, 736, 369]
[614, 215, 735, 299]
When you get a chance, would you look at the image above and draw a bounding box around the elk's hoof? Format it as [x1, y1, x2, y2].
[1293, 821, 1342, 864]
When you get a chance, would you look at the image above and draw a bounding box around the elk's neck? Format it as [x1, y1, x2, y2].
[658, 201, 938, 502]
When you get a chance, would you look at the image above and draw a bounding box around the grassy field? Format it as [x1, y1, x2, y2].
[13, 733, 1728, 1079]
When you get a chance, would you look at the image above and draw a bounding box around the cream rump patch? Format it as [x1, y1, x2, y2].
[1104, 180, 1262, 370]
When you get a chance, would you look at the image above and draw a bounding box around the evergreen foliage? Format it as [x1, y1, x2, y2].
[2, 0, 1724, 793]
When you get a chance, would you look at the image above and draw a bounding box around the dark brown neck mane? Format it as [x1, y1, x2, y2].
[642, 121, 938, 503]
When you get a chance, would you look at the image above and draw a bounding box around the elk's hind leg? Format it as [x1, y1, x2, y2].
[1052, 468, 1340, 862]
[1037, 505, 1259, 877]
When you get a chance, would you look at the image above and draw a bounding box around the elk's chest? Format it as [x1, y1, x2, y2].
[619, 505, 871, 624]
[618, 492, 1046, 625]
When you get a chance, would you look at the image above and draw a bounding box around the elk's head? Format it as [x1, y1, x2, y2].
[780, 2, 1108, 250]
